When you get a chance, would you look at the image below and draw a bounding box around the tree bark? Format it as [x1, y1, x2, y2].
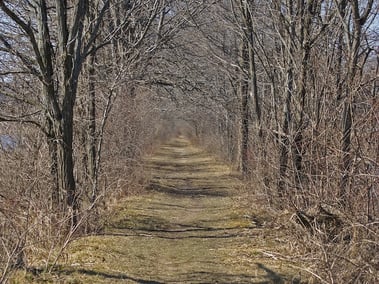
[239, 38, 250, 177]
[87, 53, 97, 204]
[278, 62, 293, 195]
[292, 0, 315, 190]
[276, 0, 295, 196]
[238, 0, 261, 138]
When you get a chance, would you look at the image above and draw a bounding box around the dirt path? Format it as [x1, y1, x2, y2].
[52, 137, 302, 283]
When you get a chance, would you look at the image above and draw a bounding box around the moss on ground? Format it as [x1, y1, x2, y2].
[12, 136, 307, 283]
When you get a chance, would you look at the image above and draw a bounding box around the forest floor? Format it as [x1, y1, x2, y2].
[16, 137, 307, 283]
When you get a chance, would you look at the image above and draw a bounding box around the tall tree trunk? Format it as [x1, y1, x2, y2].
[292, 0, 314, 191]
[278, 62, 293, 195]
[338, 0, 373, 205]
[37, 0, 64, 214]
[56, 0, 89, 227]
[240, 0, 261, 137]
[276, 0, 295, 196]
[84, 0, 100, 205]
[340, 99, 352, 200]
[249, 45, 261, 137]
[0, 0, 111, 228]
[87, 53, 97, 204]
[239, 38, 250, 176]
[47, 120, 60, 211]
[59, 113, 78, 227]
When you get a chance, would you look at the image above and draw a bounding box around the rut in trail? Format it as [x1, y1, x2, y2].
[61, 137, 303, 283]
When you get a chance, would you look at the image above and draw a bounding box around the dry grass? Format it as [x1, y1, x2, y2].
[12, 136, 309, 283]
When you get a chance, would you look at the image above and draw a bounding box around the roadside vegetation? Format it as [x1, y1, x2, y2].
[1, 1, 378, 283]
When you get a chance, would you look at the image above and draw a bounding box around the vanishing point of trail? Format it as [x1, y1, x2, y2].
[64, 137, 302, 283]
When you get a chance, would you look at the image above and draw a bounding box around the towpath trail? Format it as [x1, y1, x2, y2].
[58, 137, 302, 283]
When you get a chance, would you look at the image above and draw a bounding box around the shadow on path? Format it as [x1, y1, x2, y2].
[55, 136, 302, 283]
[61, 269, 164, 284]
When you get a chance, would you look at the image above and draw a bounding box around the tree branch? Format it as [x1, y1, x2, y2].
[83, 0, 110, 57]
[0, 0, 45, 74]
[0, 112, 46, 134]
[0, 35, 41, 78]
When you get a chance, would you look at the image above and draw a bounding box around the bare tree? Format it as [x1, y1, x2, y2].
[0, 0, 114, 227]
[336, 0, 375, 205]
